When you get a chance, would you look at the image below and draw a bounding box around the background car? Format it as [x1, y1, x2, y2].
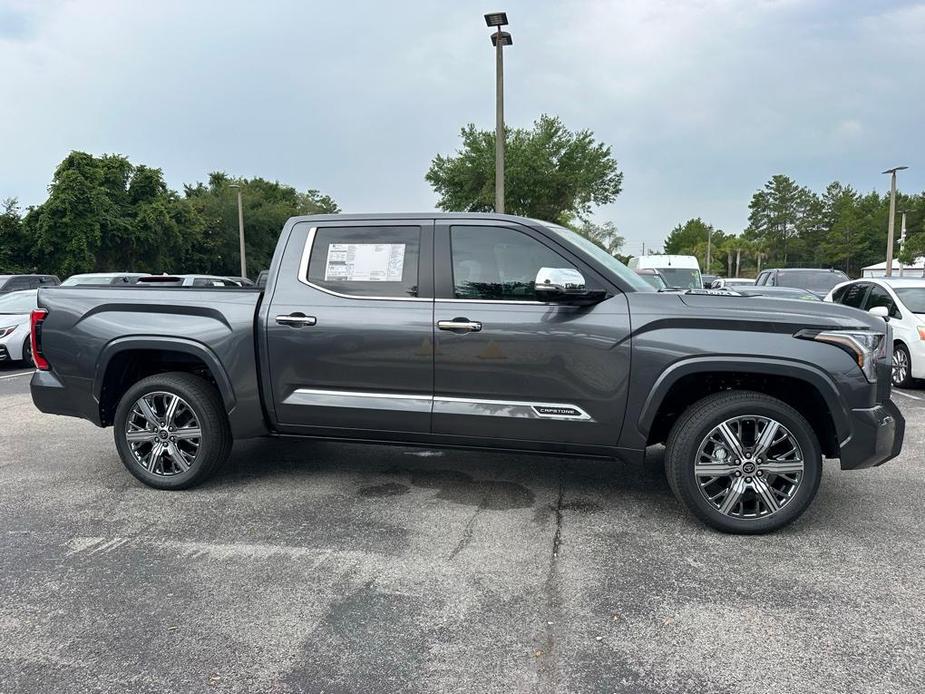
[0, 274, 60, 294]
[754, 268, 848, 298]
[732, 286, 822, 301]
[0, 289, 38, 364]
[633, 268, 668, 290]
[135, 275, 251, 287]
[826, 277, 925, 387]
[628, 254, 702, 289]
[711, 277, 756, 289]
[701, 273, 719, 288]
[61, 273, 147, 286]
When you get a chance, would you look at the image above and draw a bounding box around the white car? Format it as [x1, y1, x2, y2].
[0, 289, 38, 365]
[825, 277, 925, 387]
[710, 277, 756, 289]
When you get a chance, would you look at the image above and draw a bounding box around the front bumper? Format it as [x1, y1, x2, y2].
[839, 399, 904, 470]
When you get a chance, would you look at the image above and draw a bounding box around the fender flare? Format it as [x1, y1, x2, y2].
[637, 356, 851, 444]
[93, 336, 237, 412]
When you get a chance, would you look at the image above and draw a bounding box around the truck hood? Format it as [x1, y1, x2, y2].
[627, 291, 886, 332]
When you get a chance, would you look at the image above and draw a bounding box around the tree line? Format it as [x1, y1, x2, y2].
[0, 151, 339, 277]
[4, 121, 918, 282]
[664, 174, 925, 277]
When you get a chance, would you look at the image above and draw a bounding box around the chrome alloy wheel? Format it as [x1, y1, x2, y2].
[125, 391, 202, 476]
[694, 415, 803, 519]
[892, 349, 909, 386]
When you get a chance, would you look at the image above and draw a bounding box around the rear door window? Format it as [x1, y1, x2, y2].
[839, 282, 870, 309]
[305, 226, 421, 299]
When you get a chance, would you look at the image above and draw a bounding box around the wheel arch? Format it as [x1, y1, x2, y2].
[637, 357, 849, 458]
[95, 337, 236, 426]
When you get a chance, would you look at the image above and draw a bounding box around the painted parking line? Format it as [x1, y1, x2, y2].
[893, 389, 924, 401]
[0, 371, 31, 381]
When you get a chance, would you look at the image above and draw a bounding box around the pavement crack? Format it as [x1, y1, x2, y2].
[537, 464, 566, 692]
[448, 499, 485, 559]
[550, 467, 565, 559]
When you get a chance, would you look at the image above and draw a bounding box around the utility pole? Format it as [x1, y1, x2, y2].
[882, 166, 908, 278]
[706, 226, 712, 273]
[229, 184, 247, 279]
[735, 248, 741, 277]
[485, 13, 512, 214]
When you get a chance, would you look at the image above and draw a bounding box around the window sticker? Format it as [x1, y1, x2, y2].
[324, 243, 406, 282]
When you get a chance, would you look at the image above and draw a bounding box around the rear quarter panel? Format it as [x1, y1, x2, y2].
[36, 287, 265, 437]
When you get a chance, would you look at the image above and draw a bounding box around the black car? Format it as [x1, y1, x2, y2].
[754, 268, 848, 298]
[0, 274, 60, 294]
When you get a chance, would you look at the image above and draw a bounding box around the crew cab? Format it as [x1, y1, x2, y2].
[30, 214, 904, 533]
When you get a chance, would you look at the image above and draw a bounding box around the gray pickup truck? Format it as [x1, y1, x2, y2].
[30, 213, 903, 533]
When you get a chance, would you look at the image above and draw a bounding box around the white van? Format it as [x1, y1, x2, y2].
[628, 255, 702, 290]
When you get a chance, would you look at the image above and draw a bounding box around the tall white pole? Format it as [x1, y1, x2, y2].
[236, 189, 247, 279]
[885, 171, 897, 278]
[495, 29, 505, 214]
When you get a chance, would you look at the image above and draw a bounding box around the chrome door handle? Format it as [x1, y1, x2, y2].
[276, 314, 317, 327]
[437, 319, 482, 332]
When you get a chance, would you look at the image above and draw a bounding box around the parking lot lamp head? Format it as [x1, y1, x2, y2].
[484, 12, 508, 27]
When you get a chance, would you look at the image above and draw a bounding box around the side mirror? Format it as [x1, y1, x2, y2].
[534, 267, 607, 305]
[868, 305, 890, 321]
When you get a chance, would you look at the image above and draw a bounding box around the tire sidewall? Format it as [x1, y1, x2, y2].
[22, 336, 32, 366]
[113, 374, 226, 490]
[893, 343, 912, 388]
[669, 393, 822, 534]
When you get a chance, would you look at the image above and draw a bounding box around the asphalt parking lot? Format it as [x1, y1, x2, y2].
[1, 364, 923, 694]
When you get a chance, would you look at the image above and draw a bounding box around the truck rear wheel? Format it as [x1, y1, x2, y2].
[665, 390, 822, 534]
[113, 372, 232, 490]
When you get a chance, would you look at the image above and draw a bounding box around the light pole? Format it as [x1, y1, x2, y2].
[229, 184, 247, 279]
[485, 12, 511, 214]
[706, 226, 712, 274]
[882, 166, 908, 278]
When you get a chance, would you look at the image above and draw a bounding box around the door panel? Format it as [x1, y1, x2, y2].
[432, 221, 631, 447]
[266, 220, 434, 434]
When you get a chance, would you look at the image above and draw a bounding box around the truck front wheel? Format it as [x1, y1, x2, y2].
[113, 372, 232, 490]
[665, 390, 822, 534]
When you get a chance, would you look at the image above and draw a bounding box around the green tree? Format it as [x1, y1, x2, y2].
[0, 198, 29, 272]
[744, 175, 817, 265]
[664, 218, 715, 255]
[574, 220, 624, 256]
[184, 174, 340, 276]
[426, 115, 623, 225]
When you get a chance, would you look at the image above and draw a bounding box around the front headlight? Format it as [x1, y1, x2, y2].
[797, 329, 886, 382]
[0, 325, 17, 339]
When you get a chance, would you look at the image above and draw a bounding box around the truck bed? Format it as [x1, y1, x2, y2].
[32, 286, 266, 437]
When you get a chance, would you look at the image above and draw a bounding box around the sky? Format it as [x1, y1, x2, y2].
[1, 0, 923, 255]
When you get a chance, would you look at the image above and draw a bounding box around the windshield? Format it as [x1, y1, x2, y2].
[0, 289, 37, 313]
[657, 267, 702, 289]
[544, 224, 654, 291]
[776, 270, 847, 292]
[893, 287, 925, 313]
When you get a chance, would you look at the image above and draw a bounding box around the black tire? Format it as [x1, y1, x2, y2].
[113, 372, 232, 490]
[665, 390, 822, 534]
[892, 343, 912, 388]
[21, 336, 33, 367]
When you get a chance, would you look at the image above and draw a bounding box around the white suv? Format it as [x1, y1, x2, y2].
[825, 277, 925, 387]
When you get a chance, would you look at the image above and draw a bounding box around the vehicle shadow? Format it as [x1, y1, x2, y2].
[210, 435, 676, 507]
